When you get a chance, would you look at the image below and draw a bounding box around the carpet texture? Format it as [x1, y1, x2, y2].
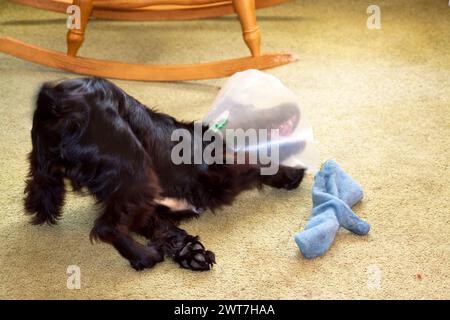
[0, 0, 449, 299]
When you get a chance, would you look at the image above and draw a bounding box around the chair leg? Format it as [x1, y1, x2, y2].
[233, 0, 261, 57]
[66, 0, 93, 56]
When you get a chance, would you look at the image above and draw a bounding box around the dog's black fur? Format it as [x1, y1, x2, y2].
[24, 78, 304, 271]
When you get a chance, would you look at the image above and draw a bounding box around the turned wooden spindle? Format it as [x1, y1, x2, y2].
[1, 0, 296, 81]
[233, 0, 261, 57]
[66, 0, 93, 56]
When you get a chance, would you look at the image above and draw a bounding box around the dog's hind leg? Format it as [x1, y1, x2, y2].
[24, 165, 65, 225]
[24, 140, 66, 225]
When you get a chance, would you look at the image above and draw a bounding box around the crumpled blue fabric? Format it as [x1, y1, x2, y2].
[294, 160, 370, 258]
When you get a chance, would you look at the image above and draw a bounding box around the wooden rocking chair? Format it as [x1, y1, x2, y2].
[0, 0, 296, 81]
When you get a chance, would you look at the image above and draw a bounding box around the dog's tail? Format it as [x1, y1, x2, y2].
[24, 83, 66, 225]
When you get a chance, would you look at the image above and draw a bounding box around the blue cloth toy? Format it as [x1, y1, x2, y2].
[294, 160, 370, 258]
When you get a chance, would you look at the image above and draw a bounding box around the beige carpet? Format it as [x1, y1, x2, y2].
[0, 0, 449, 299]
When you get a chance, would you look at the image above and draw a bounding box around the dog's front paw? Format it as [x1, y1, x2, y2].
[283, 167, 305, 190]
[263, 166, 305, 190]
[174, 238, 215, 271]
[129, 245, 164, 271]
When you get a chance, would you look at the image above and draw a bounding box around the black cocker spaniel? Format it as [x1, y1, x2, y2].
[24, 77, 304, 271]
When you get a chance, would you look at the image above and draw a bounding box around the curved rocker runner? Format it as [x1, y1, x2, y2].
[1, 0, 296, 81]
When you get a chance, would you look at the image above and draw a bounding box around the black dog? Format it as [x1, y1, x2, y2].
[24, 78, 304, 271]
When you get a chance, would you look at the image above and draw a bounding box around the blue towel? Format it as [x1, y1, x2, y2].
[294, 160, 370, 258]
